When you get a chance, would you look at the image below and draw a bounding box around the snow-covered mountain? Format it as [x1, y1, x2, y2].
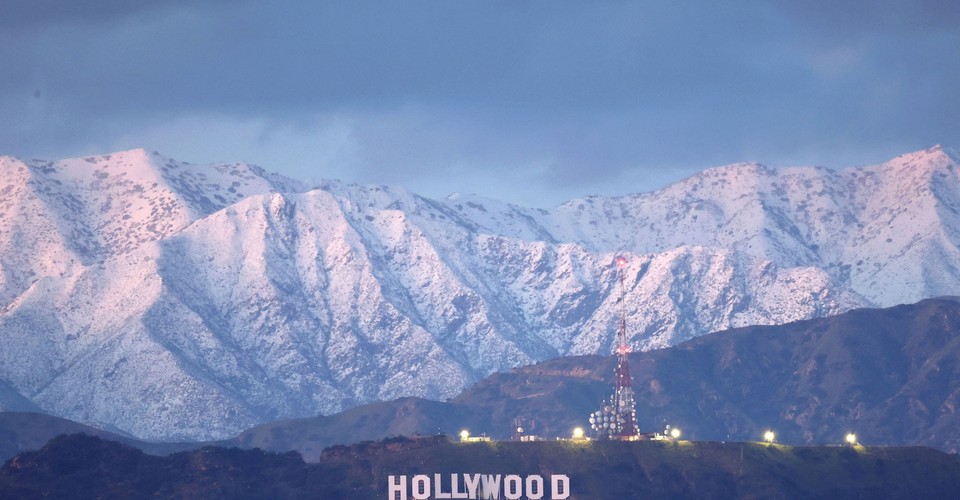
[447, 145, 960, 306]
[0, 150, 303, 305]
[0, 146, 956, 440]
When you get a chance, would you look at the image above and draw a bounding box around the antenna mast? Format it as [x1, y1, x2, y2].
[589, 256, 639, 439]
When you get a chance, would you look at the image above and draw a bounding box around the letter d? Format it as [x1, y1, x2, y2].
[551, 475, 570, 500]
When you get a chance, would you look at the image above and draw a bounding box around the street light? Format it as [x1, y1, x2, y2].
[763, 430, 775, 443]
[845, 433, 857, 445]
[460, 430, 470, 442]
[670, 427, 681, 439]
[572, 427, 585, 440]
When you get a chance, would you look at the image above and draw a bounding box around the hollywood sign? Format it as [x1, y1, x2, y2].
[387, 473, 571, 500]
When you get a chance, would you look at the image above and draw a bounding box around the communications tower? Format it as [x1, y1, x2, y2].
[589, 256, 639, 440]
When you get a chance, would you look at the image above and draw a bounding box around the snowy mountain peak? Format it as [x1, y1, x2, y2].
[0, 145, 958, 440]
[698, 161, 776, 180]
[880, 144, 958, 172]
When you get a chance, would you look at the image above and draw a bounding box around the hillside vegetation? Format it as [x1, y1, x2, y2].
[3, 434, 959, 499]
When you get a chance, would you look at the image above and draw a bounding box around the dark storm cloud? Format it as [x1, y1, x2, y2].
[8, 2, 703, 114]
[0, 0, 239, 29]
[772, 0, 960, 37]
[2, 1, 959, 205]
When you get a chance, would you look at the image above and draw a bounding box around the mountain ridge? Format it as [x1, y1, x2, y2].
[0, 146, 957, 440]
[221, 297, 960, 459]
[2, 298, 959, 464]
[5, 433, 960, 499]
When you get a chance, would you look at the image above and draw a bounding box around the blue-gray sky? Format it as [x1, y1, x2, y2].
[2, 1, 958, 207]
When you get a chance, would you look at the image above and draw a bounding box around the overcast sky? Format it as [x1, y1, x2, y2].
[2, 1, 958, 207]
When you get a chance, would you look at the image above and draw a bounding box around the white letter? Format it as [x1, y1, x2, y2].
[504, 475, 522, 500]
[551, 475, 570, 500]
[388, 475, 407, 500]
[480, 474, 501, 499]
[434, 473, 452, 499]
[412, 475, 430, 500]
[451, 474, 468, 499]
[525, 475, 544, 500]
[464, 474, 481, 499]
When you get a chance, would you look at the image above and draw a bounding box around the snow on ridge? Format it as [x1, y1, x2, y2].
[0, 145, 957, 440]
[0, 149, 309, 306]
[0, 186, 868, 439]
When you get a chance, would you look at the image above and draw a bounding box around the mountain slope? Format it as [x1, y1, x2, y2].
[0, 382, 38, 413]
[452, 296, 960, 452]
[5, 433, 960, 499]
[0, 188, 859, 440]
[224, 298, 960, 456]
[3, 297, 959, 460]
[1, 146, 958, 440]
[0, 149, 303, 305]
[446, 145, 960, 306]
[0, 412, 198, 463]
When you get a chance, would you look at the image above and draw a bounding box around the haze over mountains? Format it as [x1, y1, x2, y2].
[0, 145, 958, 441]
